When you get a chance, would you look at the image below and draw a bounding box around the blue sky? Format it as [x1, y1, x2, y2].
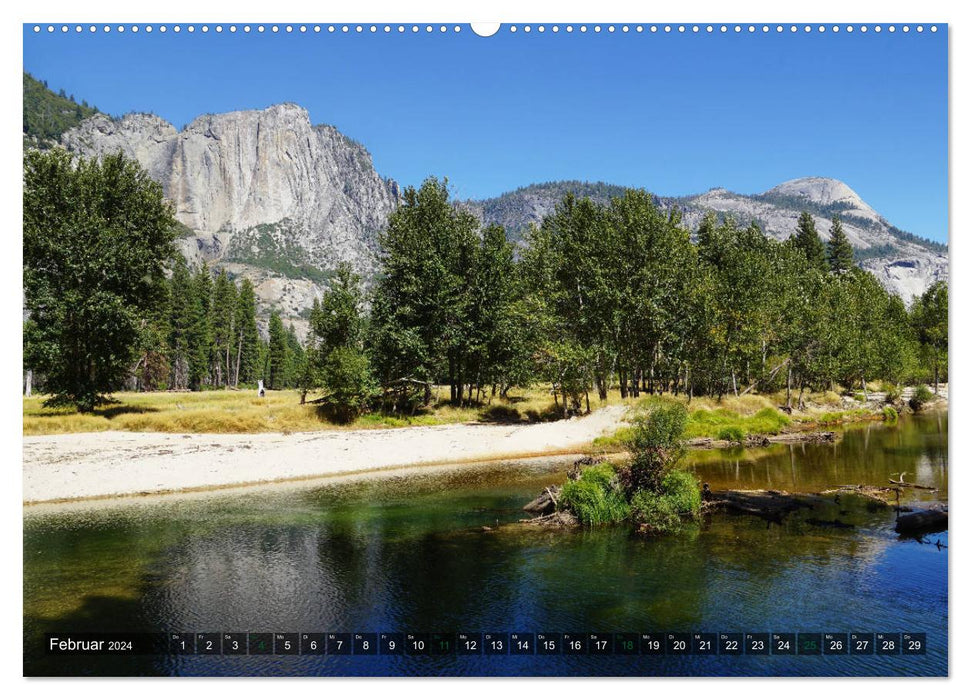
[23, 24, 948, 242]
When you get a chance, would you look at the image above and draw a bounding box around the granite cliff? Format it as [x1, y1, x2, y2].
[61, 104, 400, 328]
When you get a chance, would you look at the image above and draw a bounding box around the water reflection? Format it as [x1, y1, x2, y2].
[24, 415, 947, 676]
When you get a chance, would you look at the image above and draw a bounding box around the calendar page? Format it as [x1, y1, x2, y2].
[22, 19, 948, 678]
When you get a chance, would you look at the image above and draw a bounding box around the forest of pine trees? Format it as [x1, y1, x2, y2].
[131, 258, 306, 393]
[24, 150, 949, 416]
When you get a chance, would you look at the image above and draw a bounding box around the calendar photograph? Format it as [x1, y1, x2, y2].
[22, 21, 948, 677]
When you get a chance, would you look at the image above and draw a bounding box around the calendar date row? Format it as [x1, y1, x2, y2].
[48, 632, 927, 656]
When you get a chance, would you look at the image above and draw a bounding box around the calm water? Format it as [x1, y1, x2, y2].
[23, 414, 948, 676]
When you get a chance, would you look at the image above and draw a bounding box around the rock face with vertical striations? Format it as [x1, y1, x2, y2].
[61, 103, 400, 331]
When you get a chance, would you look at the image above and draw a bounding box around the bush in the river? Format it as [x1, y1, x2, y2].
[658, 469, 702, 516]
[618, 403, 687, 493]
[630, 469, 701, 535]
[909, 385, 934, 413]
[629, 491, 681, 534]
[560, 462, 631, 525]
[716, 426, 745, 443]
[882, 405, 898, 423]
[563, 404, 700, 535]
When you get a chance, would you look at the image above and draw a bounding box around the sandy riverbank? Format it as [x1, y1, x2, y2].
[23, 404, 629, 503]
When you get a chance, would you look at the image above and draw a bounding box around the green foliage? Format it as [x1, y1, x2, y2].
[716, 426, 745, 442]
[471, 180, 630, 243]
[615, 406, 794, 441]
[318, 347, 377, 423]
[909, 385, 935, 413]
[23, 149, 176, 411]
[309, 263, 377, 419]
[827, 216, 855, 275]
[882, 405, 898, 423]
[629, 469, 701, 535]
[235, 279, 261, 384]
[560, 463, 631, 525]
[267, 311, 289, 390]
[371, 177, 519, 412]
[883, 383, 903, 405]
[792, 211, 827, 271]
[659, 469, 702, 516]
[910, 281, 948, 389]
[23, 72, 99, 148]
[629, 491, 681, 533]
[223, 221, 334, 283]
[619, 403, 688, 494]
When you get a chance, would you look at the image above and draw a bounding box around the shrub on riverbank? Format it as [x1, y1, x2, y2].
[716, 426, 745, 442]
[909, 385, 935, 413]
[882, 405, 898, 423]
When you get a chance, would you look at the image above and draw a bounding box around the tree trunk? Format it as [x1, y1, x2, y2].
[24, 370, 32, 397]
[786, 365, 792, 409]
[234, 335, 243, 388]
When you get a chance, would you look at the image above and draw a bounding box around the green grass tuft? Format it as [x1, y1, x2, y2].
[560, 462, 631, 525]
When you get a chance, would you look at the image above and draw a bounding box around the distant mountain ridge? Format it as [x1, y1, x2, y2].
[466, 177, 947, 301]
[25, 75, 946, 323]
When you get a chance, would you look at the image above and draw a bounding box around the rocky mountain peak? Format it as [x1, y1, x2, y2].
[764, 176, 882, 224]
[61, 103, 400, 334]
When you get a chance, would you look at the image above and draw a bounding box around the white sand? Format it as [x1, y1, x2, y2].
[22, 405, 628, 503]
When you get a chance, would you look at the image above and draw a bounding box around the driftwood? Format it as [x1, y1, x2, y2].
[517, 511, 579, 528]
[818, 485, 897, 506]
[703, 488, 822, 523]
[523, 486, 561, 515]
[895, 507, 948, 536]
[889, 473, 937, 490]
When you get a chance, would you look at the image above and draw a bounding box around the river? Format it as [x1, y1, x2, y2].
[23, 413, 947, 676]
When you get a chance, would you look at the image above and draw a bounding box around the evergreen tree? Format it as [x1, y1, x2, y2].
[210, 271, 238, 387]
[167, 256, 194, 390]
[23, 149, 176, 411]
[285, 323, 305, 388]
[234, 278, 260, 386]
[267, 311, 289, 390]
[188, 263, 214, 389]
[827, 215, 855, 275]
[792, 211, 827, 270]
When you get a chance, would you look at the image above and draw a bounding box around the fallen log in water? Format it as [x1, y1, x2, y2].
[523, 486, 561, 515]
[818, 485, 897, 506]
[888, 474, 937, 490]
[895, 507, 948, 536]
[703, 488, 823, 523]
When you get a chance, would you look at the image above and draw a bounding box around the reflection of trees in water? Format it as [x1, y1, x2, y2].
[24, 417, 946, 674]
[692, 416, 948, 499]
